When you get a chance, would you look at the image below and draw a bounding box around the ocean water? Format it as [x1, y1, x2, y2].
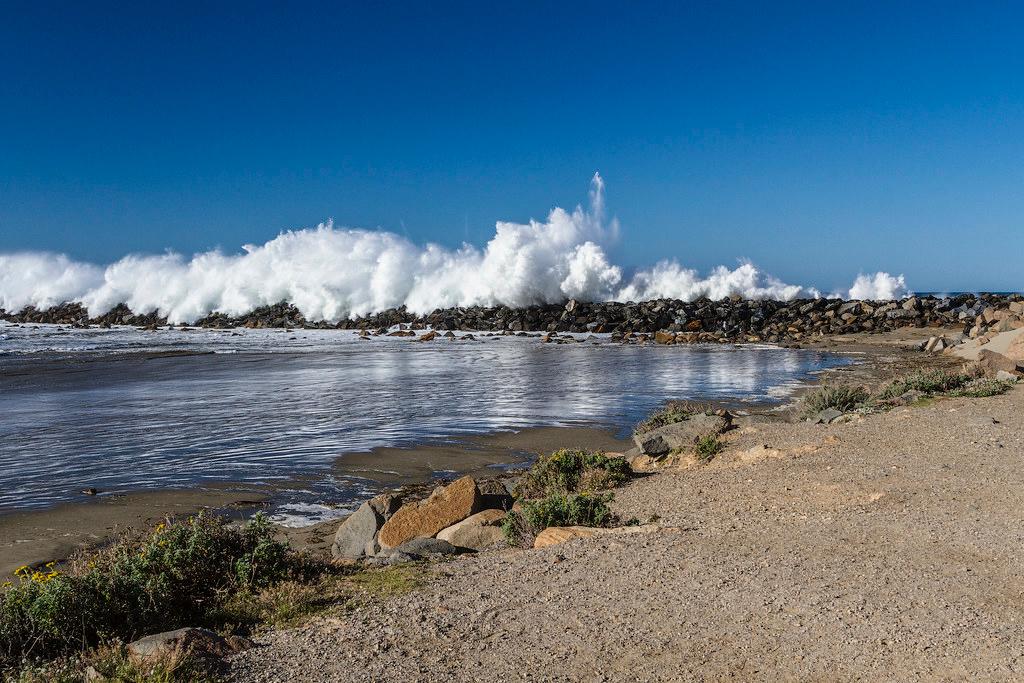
[0, 322, 852, 523]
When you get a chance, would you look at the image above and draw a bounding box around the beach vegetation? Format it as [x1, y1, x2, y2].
[874, 369, 975, 401]
[502, 493, 615, 547]
[0, 513, 418, 679]
[873, 369, 1014, 403]
[634, 401, 711, 436]
[512, 449, 631, 499]
[947, 378, 1015, 398]
[801, 384, 870, 415]
[694, 435, 724, 463]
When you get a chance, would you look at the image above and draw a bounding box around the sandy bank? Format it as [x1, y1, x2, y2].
[228, 336, 1024, 681]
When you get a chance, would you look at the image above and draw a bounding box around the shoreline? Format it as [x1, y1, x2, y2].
[0, 327, 947, 577]
[230, 336, 1024, 681]
[0, 425, 632, 577]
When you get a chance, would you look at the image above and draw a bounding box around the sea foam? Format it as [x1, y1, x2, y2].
[0, 175, 908, 322]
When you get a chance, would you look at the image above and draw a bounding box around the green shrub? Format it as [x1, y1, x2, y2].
[802, 385, 869, 414]
[694, 435, 724, 463]
[874, 370, 975, 401]
[502, 493, 615, 547]
[634, 401, 709, 435]
[513, 449, 631, 499]
[0, 513, 291, 673]
[948, 378, 1015, 398]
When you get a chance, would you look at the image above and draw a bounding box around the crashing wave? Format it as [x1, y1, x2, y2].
[0, 174, 906, 322]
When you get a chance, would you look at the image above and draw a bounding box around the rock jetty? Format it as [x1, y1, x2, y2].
[2, 294, 1021, 345]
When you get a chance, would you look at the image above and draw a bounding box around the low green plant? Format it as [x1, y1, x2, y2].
[948, 378, 1015, 398]
[513, 449, 631, 499]
[0, 513, 291, 673]
[802, 385, 869, 415]
[217, 564, 424, 630]
[501, 493, 615, 547]
[874, 369, 975, 401]
[694, 435, 724, 463]
[634, 401, 710, 435]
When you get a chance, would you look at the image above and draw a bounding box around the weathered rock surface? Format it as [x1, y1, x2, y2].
[332, 503, 381, 561]
[633, 414, 731, 457]
[378, 476, 481, 549]
[331, 493, 403, 560]
[532, 524, 663, 549]
[977, 350, 1022, 378]
[127, 627, 251, 662]
[437, 509, 507, 550]
[811, 408, 845, 424]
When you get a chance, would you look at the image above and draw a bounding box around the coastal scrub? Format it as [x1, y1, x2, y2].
[634, 402, 711, 436]
[0, 513, 291, 673]
[512, 449, 631, 499]
[502, 493, 616, 548]
[802, 385, 870, 415]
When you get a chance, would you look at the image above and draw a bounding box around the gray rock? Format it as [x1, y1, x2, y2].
[633, 413, 731, 457]
[331, 501, 383, 560]
[811, 408, 845, 424]
[127, 627, 251, 662]
[367, 492, 402, 520]
[365, 550, 417, 566]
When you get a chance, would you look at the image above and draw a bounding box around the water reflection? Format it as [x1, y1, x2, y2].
[0, 329, 850, 513]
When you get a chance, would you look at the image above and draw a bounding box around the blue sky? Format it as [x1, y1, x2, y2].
[1, 1, 1021, 293]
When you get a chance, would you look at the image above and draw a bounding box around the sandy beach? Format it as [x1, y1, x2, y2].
[229, 341, 1024, 682]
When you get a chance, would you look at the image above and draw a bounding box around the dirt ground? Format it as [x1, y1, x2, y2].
[230, 380, 1024, 681]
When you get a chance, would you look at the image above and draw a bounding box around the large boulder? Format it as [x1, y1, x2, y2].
[977, 349, 1022, 377]
[1007, 333, 1024, 363]
[378, 476, 481, 549]
[437, 509, 507, 550]
[331, 493, 402, 560]
[633, 413, 730, 458]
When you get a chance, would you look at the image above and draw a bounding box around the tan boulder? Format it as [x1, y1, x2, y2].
[378, 476, 481, 549]
[533, 524, 663, 549]
[977, 349, 1021, 377]
[1006, 334, 1024, 362]
[627, 452, 659, 471]
[654, 331, 675, 345]
[436, 509, 507, 549]
[534, 526, 600, 548]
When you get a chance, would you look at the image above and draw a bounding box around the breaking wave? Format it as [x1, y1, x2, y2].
[0, 175, 908, 322]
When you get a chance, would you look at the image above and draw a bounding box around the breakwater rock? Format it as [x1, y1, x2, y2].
[2, 294, 1021, 344]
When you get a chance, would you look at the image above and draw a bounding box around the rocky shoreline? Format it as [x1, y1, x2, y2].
[3, 293, 1022, 345]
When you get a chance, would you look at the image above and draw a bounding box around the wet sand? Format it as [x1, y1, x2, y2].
[0, 487, 269, 577]
[0, 425, 630, 576]
[333, 425, 630, 487]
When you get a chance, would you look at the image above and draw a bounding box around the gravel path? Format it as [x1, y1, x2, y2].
[230, 385, 1024, 682]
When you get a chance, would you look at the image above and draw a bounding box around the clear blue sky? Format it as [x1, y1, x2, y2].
[1, 1, 1021, 293]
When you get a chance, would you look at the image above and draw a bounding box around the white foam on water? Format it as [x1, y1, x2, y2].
[0, 175, 906, 322]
